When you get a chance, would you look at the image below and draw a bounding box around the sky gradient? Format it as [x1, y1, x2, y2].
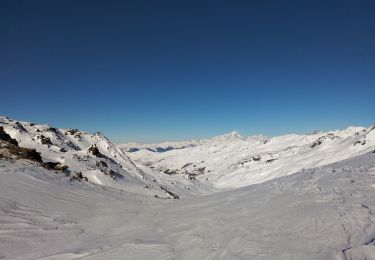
[1, 0, 374, 143]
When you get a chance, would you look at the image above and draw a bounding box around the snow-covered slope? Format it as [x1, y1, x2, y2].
[123, 126, 375, 189]
[1, 149, 375, 259]
[2, 116, 375, 259]
[0, 117, 215, 198]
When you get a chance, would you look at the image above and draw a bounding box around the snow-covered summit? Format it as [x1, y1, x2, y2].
[209, 131, 245, 142]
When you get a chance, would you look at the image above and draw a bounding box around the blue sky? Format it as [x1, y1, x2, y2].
[0, 0, 374, 143]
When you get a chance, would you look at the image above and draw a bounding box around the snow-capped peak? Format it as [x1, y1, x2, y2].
[210, 131, 245, 142]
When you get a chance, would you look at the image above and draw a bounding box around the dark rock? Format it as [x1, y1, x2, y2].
[88, 145, 102, 157]
[43, 162, 56, 169]
[252, 156, 261, 161]
[354, 140, 367, 146]
[197, 167, 205, 174]
[70, 171, 88, 181]
[0, 126, 18, 146]
[96, 160, 108, 167]
[14, 122, 27, 132]
[163, 168, 178, 175]
[39, 135, 52, 145]
[2, 143, 43, 163]
[48, 127, 59, 133]
[65, 129, 79, 135]
[66, 141, 80, 150]
[310, 140, 322, 148]
[107, 169, 116, 179]
[23, 149, 43, 163]
[311, 134, 339, 148]
[188, 174, 197, 181]
[43, 162, 68, 172]
[160, 186, 180, 199]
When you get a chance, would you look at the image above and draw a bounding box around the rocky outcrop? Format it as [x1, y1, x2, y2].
[0, 126, 18, 146]
[42, 162, 68, 172]
[88, 145, 102, 157]
[0, 140, 42, 163]
[70, 171, 88, 181]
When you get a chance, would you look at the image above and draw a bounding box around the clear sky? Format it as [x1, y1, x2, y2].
[1, 0, 374, 143]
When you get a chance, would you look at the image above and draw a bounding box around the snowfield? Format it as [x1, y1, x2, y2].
[1, 116, 375, 259]
[123, 127, 375, 189]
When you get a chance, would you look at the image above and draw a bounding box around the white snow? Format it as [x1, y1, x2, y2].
[1, 152, 375, 259]
[1, 116, 375, 259]
[0, 116, 215, 198]
[123, 125, 375, 189]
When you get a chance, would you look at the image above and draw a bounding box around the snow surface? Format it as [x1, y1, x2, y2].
[123, 126, 375, 188]
[0, 117, 216, 198]
[1, 116, 375, 259]
[1, 152, 375, 259]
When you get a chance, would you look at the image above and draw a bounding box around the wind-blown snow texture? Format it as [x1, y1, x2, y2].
[1, 116, 375, 259]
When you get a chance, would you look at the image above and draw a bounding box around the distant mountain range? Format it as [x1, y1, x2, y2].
[120, 124, 375, 189]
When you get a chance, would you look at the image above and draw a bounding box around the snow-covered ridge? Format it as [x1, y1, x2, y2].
[1, 115, 375, 196]
[124, 124, 375, 189]
[0, 116, 215, 198]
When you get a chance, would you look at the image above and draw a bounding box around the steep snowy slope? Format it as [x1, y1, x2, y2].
[0, 117, 215, 198]
[1, 150, 375, 259]
[124, 126, 375, 189]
